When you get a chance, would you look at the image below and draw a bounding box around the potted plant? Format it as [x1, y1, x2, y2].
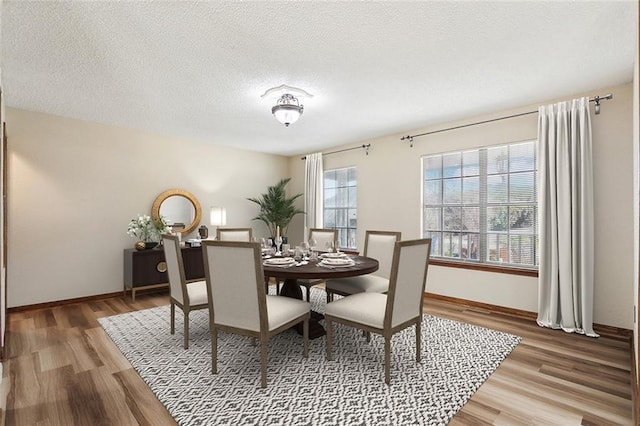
[127, 214, 171, 250]
[247, 178, 304, 241]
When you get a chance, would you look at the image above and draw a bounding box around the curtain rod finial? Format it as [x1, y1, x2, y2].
[401, 135, 414, 146]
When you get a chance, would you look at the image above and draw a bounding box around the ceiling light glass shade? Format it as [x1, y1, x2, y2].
[272, 94, 304, 127]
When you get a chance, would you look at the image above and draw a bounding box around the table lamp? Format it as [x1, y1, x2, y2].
[210, 206, 227, 239]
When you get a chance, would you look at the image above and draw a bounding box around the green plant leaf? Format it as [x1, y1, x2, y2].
[247, 178, 305, 237]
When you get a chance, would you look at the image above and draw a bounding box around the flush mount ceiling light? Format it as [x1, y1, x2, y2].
[272, 94, 303, 127]
[261, 85, 313, 127]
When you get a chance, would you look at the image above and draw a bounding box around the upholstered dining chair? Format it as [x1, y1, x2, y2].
[325, 230, 401, 302]
[325, 238, 432, 384]
[162, 234, 209, 349]
[202, 240, 310, 388]
[295, 228, 339, 301]
[216, 227, 253, 241]
[309, 228, 338, 253]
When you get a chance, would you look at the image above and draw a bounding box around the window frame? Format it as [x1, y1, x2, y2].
[323, 166, 357, 250]
[421, 140, 538, 273]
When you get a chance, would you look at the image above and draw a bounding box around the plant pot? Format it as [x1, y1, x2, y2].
[271, 236, 288, 247]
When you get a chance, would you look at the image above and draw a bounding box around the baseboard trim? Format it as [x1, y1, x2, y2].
[8, 290, 634, 342]
[8, 291, 125, 313]
[424, 292, 633, 341]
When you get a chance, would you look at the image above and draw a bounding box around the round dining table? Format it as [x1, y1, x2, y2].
[263, 255, 379, 339]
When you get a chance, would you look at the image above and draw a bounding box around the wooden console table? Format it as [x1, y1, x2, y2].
[123, 246, 205, 301]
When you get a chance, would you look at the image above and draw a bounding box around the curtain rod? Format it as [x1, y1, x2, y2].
[301, 144, 371, 160]
[401, 93, 613, 147]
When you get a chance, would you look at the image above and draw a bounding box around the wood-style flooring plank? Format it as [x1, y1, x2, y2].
[112, 368, 176, 426]
[0, 290, 633, 425]
[424, 299, 633, 425]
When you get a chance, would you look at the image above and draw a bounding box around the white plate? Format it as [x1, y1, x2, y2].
[264, 257, 295, 265]
[320, 262, 355, 268]
[320, 258, 355, 267]
[320, 252, 347, 259]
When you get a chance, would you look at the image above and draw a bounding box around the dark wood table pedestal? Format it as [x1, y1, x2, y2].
[278, 279, 326, 339]
[263, 256, 379, 340]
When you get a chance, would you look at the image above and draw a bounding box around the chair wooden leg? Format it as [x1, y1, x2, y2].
[211, 326, 218, 374]
[261, 339, 268, 388]
[303, 317, 309, 358]
[416, 320, 421, 363]
[170, 302, 175, 335]
[183, 311, 189, 350]
[384, 336, 391, 385]
[325, 318, 333, 361]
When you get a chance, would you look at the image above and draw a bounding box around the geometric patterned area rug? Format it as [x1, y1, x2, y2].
[99, 288, 520, 425]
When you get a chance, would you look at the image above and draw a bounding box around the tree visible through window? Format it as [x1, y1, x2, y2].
[324, 167, 357, 249]
[422, 141, 538, 268]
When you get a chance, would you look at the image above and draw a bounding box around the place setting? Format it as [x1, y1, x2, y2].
[262, 246, 311, 268]
[263, 256, 297, 268]
[317, 252, 356, 269]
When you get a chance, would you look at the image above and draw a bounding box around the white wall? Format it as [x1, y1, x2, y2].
[289, 83, 634, 329]
[632, 4, 639, 384]
[0, 2, 5, 359]
[6, 109, 288, 307]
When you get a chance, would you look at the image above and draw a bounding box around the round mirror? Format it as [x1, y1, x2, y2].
[151, 189, 202, 235]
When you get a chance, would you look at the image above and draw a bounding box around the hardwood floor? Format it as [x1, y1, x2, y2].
[426, 301, 633, 425]
[0, 289, 633, 425]
[1, 293, 176, 425]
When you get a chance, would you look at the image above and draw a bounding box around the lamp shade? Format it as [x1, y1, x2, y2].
[210, 206, 227, 226]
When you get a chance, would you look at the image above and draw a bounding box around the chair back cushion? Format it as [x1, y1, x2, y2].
[162, 234, 186, 304]
[203, 241, 265, 332]
[217, 228, 253, 242]
[386, 239, 432, 328]
[309, 228, 337, 252]
[365, 231, 401, 279]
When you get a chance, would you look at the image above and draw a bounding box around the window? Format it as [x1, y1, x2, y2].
[422, 140, 538, 268]
[324, 167, 357, 249]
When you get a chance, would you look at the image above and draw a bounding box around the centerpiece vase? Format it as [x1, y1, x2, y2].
[271, 236, 288, 247]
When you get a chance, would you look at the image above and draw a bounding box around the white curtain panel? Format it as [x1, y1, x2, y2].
[537, 97, 598, 337]
[304, 152, 323, 230]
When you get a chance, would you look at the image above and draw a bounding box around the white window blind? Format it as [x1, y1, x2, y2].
[324, 167, 357, 249]
[422, 140, 538, 268]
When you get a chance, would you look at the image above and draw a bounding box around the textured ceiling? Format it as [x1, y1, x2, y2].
[1, 1, 637, 156]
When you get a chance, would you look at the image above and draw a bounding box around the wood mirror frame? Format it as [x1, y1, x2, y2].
[151, 189, 202, 235]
